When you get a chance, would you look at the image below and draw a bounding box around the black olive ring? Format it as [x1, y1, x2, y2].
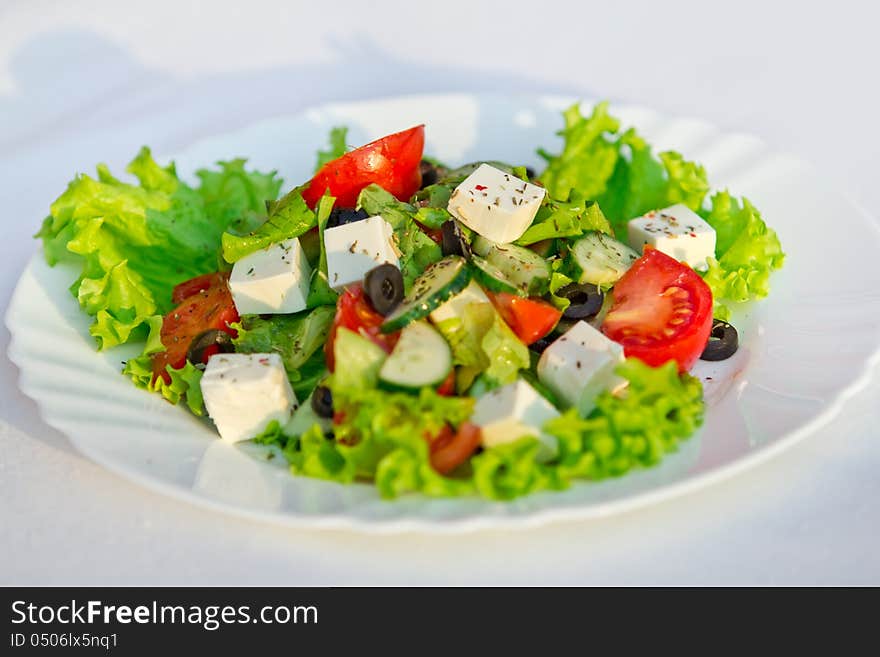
[700, 319, 739, 361]
[363, 263, 405, 316]
[187, 329, 234, 366]
[557, 283, 605, 320]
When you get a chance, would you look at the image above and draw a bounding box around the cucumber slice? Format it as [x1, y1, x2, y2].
[469, 255, 522, 295]
[566, 231, 639, 287]
[379, 321, 452, 391]
[380, 256, 471, 333]
[471, 234, 497, 257]
[486, 243, 551, 296]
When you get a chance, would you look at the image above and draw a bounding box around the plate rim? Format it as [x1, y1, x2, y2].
[7, 92, 880, 533]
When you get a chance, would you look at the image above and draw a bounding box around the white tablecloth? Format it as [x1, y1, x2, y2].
[2, 0, 878, 585]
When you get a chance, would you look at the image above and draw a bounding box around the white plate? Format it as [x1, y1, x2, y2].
[7, 94, 880, 533]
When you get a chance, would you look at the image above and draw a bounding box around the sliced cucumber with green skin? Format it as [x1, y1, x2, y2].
[566, 231, 639, 287]
[486, 243, 551, 296]
[469, 254, 522, 295]
[380, 256, 471, 333]
[378, 321, 452, 391]
[471, 234, 497, 257]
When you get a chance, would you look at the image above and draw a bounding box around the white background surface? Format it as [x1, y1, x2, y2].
[1, 0, 878, 585]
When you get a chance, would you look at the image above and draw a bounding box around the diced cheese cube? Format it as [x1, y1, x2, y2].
[429, 280, 491, 325]
[324, 215, 399, 290]
[627, 203, 716, 270]
[201, 353, 298, 443]
[447, 164, 546, 244]
[537, 321, 625, 416]
[229, 238, 311, 315]
[471, 380, 560, 462]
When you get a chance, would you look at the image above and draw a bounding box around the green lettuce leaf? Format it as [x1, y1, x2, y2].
[331, 327, 388, 390]
[306, 194, 340, 308]
[699, 191, 785, 306]
[121, 315, 205, 415]
[231, 305, 335, 399]
[356, 184, 444, 290]
[472, 437, 560, 500]
[36, 147, 281, 349]
[481, 312, 531, 387]
[314, 126, 348, 172]
[434, 299, 529, 392]
[538, 104, 710, 239]
[281, 385, 475, 496]
[545, 358, 704, 480]
[537, 102, 621, 202]
[515, 191, 612, 245]
[221, 186, 316, 263]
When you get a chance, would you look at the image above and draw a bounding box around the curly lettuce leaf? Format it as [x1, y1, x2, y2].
[699, 191, 785, 305]
[284, 386, 475, 496]
[36, 147, 281, 349]
[221, 186, 316, 263]
[472, 358, 704, 500]
[538, 104, 710, 239]
[356, 184, 444, 290]
[196, 158, 282, 235]
[472, 438, 561, 500]
[538, 102, 621, 202]
[121, 315, 205, 415]
[314, 126, 348, 172]
[596, 130, 709, 239]
[545, 358, 704, 480]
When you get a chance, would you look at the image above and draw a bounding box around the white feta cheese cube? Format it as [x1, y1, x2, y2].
[537, 321, 625, 416]
[627, 203, 716, 270]
[429, 280, 491, 325]
[201, 353, 298, 443]
[229, 238, 311, 315]
[447, 164, 546, 244]
[471, 380, 560, 462]
[324, 215, 399, 290]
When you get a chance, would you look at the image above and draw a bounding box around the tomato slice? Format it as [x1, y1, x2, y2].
[170, 272, 228, 305]
[152, 272, 239, 383]
[301, 125, 425, 209]
[601, 248, 713, 372]
[324, 284, 399, 372]
[429, 422, 482, 475]
[486, 292, 562, 345]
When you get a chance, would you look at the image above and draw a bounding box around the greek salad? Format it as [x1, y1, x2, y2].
[36, 103, 784, 500]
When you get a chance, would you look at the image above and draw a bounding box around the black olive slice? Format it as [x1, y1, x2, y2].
[419, 160, 439, 188]
[700, 319, 739, 361]
[311, 385, 334, 419]
[558, 283, 604, 320]
[529, 335, 555, 355]
[187, 329, 234, 365]
[364, 263, 404, 315]
[326, 207, 369, 229]
[440, 220, 471, 258]
[525, 166, 536, 180]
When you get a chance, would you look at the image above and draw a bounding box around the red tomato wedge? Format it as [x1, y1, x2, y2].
[435, 370, 456, 396]
[324, 284, 399, 372]
[601, 248, 713, 372]
[301, 125, 425, 209]
[428, 422, 483, 475]
[152, 272, 239, 383]
[486, 292, 562, 345]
